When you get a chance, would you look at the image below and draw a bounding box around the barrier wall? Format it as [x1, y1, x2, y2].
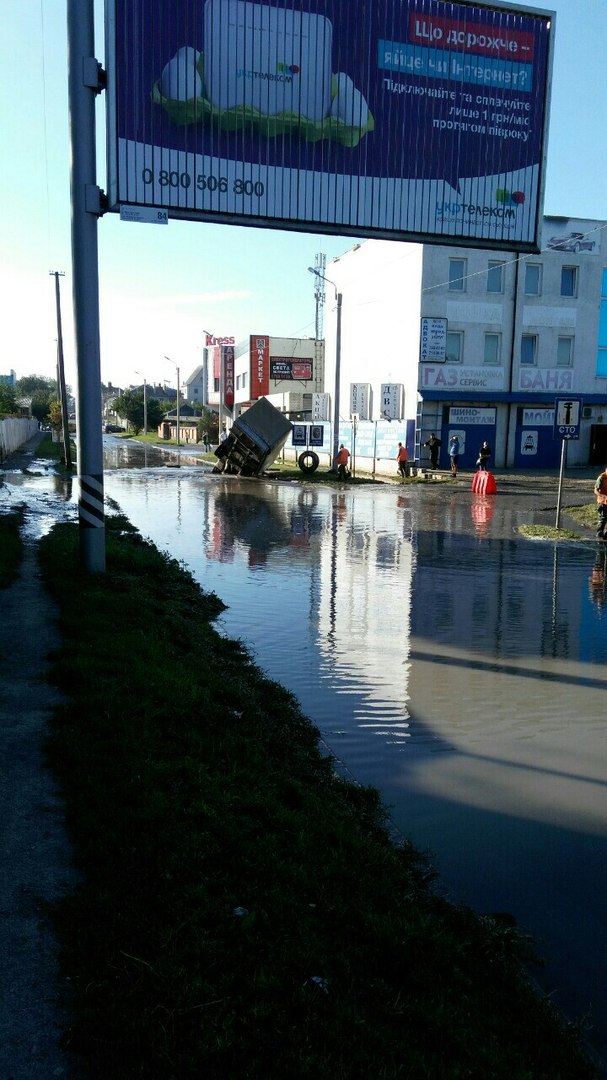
[0, 419, 39, 462]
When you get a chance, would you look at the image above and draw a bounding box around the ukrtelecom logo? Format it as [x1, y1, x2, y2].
[276, 62, 300, 75]
[495, 189, 525, 205]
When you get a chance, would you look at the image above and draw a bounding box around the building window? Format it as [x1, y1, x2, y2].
[557, 337, 573, 367]
[446, 331, 463, 363]
[242, 372, 247, 388]
[524, 263, 541, 295]
[483, 333, 500, 365]
[448, 258, 466, 291]
[520, 334, 537, 366]
[561, 265, 578, 297]
[214, 377, 220, 392]
[487, 261, 504, 293]
[598, 268, 607, 377]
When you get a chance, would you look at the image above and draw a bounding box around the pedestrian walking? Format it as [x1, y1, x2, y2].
[423, 433, 441, 469]
[336, 443, 351, 481]
[448, 435, 460, 477]
[396, 442, 409, 478]
[595, 464, 607, 540]
[476, 440, 491, 471]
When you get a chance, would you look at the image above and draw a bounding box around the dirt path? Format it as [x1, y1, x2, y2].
[1, 434, 80, 1079]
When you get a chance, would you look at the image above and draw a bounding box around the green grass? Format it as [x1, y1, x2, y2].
[0, 505, 25, 587]
[518, 503, 601, 541]
[37, 515, 599, 1079]
[519, 524, 582, 540]
[565, 503, 599, 529]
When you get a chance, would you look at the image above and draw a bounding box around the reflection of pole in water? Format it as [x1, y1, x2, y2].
[551, 541, 559, 653]
[326, 497, 339, 651]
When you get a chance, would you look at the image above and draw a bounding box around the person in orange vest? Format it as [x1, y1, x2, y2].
[595, 465, 607, 540]
[336, 443, 350, 481]
[396, 441, 409, 478]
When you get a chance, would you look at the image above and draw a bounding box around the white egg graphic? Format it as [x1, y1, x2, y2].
[160, 46, 203, 101]
[330, 73, 369, 128]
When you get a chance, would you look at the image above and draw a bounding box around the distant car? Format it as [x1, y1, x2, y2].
[104, 424, 123, 433]
[546, 232, 595, 253]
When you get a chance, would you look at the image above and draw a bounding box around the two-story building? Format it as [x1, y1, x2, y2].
[187, 335, 325, 423]
[322, 217, 607, 470]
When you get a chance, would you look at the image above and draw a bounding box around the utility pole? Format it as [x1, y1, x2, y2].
[49, 271, 73, 471]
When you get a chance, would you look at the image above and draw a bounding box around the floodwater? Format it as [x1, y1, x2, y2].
[3, 439, 607, 1061]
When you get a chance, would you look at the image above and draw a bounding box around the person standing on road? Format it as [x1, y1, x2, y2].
[595, 465, 607, 540]
[449, 435, 460, 478]
[336, 443, 350, 481]
[477, 440, 491, 471]
[423, 433, 441, 469]
[396, 442, 409, 479]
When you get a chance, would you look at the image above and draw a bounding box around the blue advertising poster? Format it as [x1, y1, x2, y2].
[107, 0, 553, 249]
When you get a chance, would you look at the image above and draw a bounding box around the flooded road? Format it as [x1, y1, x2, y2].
[3, 439, 607, 1059]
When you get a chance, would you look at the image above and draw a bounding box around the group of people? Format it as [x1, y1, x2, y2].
[422, 432, 491, 478]
[336, 435, 493, 482]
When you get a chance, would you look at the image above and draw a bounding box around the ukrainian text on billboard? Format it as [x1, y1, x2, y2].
[107, 0, 553, 249]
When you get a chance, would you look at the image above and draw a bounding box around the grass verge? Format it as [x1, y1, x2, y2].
[39, 514, 599, 1078]
[0, 505, 25, 587]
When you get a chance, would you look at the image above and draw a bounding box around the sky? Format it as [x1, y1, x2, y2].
[1, 0, 607, 393]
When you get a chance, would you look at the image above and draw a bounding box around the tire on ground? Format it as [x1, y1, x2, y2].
[298, 451, 320, 474]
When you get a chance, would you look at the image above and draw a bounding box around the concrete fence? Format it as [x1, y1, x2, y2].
[0, 418, 39, 463]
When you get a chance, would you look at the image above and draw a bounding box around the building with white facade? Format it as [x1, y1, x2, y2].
[323, 217, 607, 470]
[191, 335, 325, 422]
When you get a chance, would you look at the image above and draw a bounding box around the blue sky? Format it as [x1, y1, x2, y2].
[1, 0, 606, 391]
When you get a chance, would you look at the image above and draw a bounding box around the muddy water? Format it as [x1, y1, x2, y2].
[4, 441, 607, 1059]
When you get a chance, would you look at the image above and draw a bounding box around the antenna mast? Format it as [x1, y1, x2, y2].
[313, 252, 326, 391]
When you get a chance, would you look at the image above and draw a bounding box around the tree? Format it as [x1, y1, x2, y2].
[145, 398, 164, 431]
[112, 390, 164, 435]
[197, 406, 219, 445]
[30, 392, 54, 424]
[48, 400, 63, 432]
[16, 375, 58, 398]
[0, 384, 18, 415]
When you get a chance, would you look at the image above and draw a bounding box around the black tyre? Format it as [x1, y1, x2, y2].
[298, 450, 320, 474]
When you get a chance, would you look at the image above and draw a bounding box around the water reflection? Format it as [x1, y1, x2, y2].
[99, 463, 607, 1057]
[5, 443, 607, 1058]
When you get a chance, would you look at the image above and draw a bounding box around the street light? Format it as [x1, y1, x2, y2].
[308, 267, 342, 470]
[164, 355, 180, 447]
[134, 369, 147, 434]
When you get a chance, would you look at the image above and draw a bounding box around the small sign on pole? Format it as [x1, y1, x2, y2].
[554, 398, 582, 528]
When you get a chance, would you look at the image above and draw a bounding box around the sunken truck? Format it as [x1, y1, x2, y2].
[214, 397, 292, 477]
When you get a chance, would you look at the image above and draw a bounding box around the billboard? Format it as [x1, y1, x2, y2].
[250, 335, 270, 397]
[106, 0, 554, 250]
[269, 358, 313, 379]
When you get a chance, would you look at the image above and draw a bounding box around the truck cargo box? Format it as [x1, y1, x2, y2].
[215, 398, 292, 476]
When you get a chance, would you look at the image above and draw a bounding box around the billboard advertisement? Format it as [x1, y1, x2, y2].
[269, 358, 313, 380]
[250, 335, 270, 397]
[106, 0, 554, 250]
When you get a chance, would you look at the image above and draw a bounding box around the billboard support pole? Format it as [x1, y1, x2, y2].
[67, 0, 106, 572]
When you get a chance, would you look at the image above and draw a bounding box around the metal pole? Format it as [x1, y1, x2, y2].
[143, 377, 147, 434]
[50, 271, 73, 471]
[333, 291, 342, 470]
[555, 438, 567, 529]
[67, 0, 105, 572]
[176, 366, 180, 446]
